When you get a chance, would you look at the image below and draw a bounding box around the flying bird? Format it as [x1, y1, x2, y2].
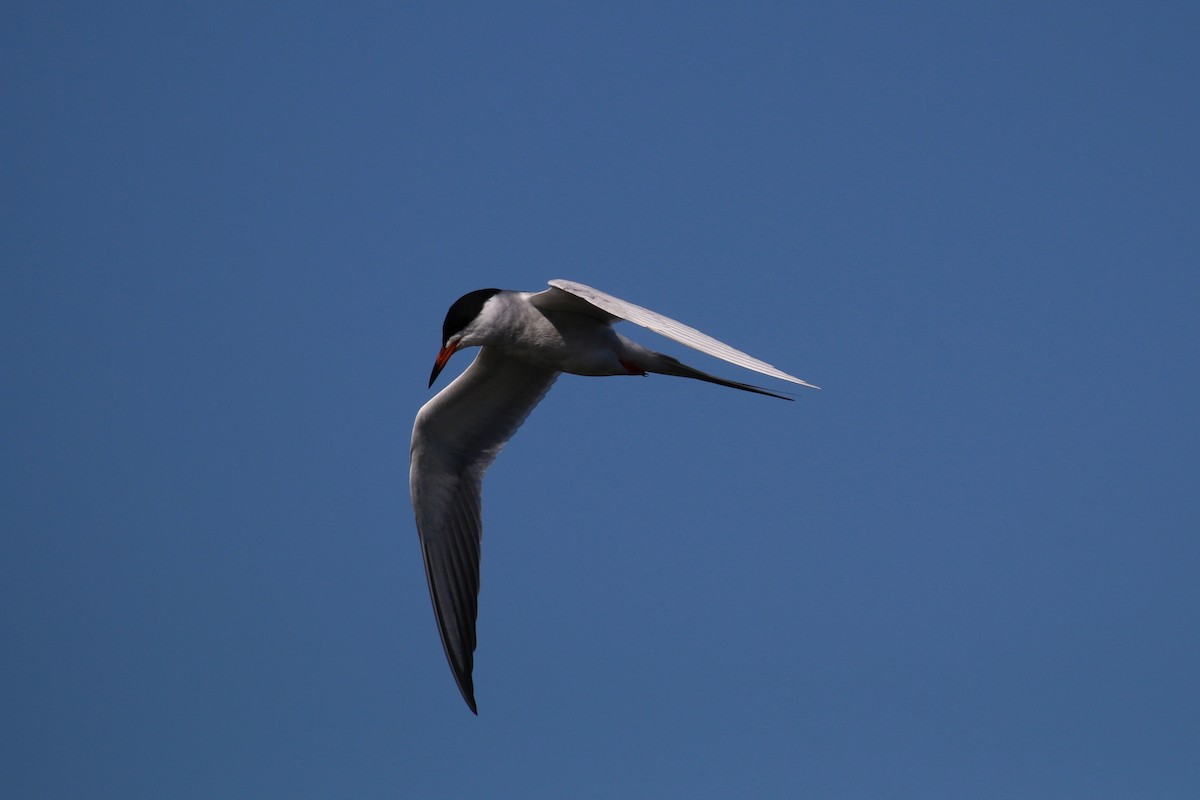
[411, 279, 817, 712]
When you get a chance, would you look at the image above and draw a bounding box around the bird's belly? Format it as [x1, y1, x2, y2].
[500, 315, 635, 376]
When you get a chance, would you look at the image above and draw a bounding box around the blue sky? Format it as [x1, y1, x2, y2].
[3, 2, 1198, 797]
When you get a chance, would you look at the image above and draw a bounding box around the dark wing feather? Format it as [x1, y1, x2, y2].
[410, 347, 558, 713]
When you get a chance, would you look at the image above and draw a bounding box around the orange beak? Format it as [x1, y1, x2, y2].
[428, 342, 458, 388]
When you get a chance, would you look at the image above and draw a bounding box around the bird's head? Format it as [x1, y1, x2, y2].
[429, 288, 502, 387]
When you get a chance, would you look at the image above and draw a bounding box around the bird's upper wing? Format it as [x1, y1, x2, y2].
[533, 279, 818, 389]
[410, 347, 558, 713]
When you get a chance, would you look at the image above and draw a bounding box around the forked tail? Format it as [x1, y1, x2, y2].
[647, 352, 796, 401]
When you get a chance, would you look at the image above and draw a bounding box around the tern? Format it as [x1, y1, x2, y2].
[411, 279, 817, 713]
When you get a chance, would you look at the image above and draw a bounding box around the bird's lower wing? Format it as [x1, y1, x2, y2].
[535, 279, 818, 389]
[410, 347, 558, 713]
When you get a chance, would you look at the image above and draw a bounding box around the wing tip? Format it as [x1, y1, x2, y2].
[455, 672, 478, 714]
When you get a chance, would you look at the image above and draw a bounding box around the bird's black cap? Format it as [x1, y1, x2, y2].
[441, 288, 501, 344]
